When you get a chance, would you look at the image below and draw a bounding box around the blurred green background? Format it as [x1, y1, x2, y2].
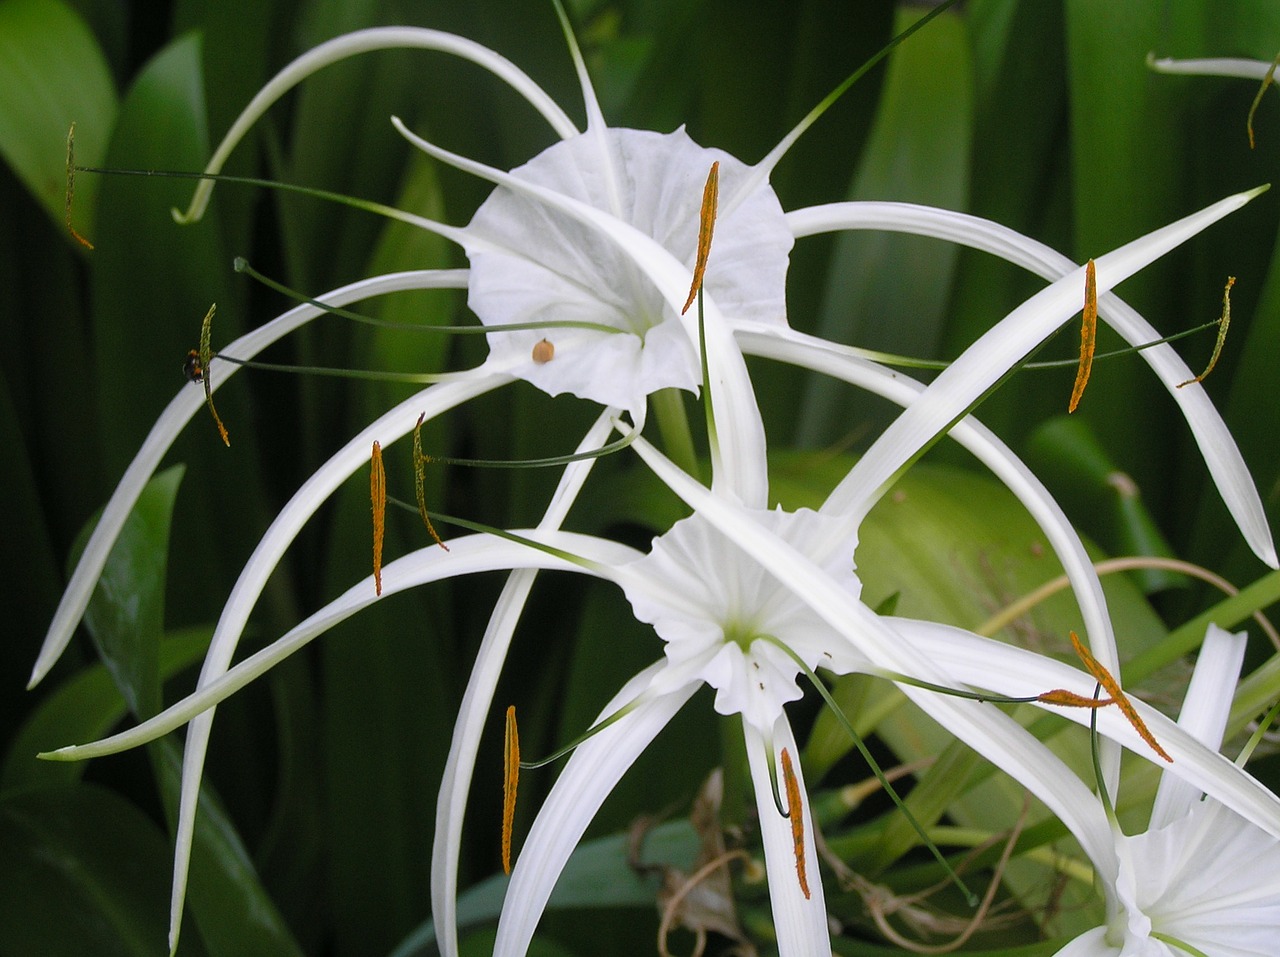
[3, 1, 1280, 954]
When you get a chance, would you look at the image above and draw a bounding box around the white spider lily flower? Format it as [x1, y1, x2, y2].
[1049, 624, 1280, 956]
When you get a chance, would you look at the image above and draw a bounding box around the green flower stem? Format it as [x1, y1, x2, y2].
[650, 388, 699, 481]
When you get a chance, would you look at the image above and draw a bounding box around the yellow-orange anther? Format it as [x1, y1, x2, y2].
[682, 161, 720, 315]
[1068, 631, 1171, 763]
[371, 441, 386, 596]
[780, 747, 810, 900]
[1068, 260, 1097, 413]
[503, 705, 520, 874]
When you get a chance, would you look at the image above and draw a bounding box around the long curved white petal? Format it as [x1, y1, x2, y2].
[494, 665, 696, 957]
[175, 28, 578, 224]
[30, 268, 469, 689]
[433, 409, 618, 957]
[788, 199, 1277, 568]
[40, 530, 639, 763]
[743, 718, 831, 956]
[391, 117, 769, 506]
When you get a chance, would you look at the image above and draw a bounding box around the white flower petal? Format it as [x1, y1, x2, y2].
[787, 199, 1277, 567]
[1150, 624, 1246, 829]
[743, 717, 831, 956]
[494, 665, 696, 957]
[620, 507, 864, 735]
[30, 269, 469, 690]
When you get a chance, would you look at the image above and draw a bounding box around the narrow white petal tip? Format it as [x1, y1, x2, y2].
[1242, 183, 1271, 201]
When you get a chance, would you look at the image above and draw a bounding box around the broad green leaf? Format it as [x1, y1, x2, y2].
[0, 0, 116, 239]
[0, 784, 180, 957]
[76, 464, 184, 718]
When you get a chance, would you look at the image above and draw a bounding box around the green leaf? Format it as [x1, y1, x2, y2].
[0, 0, 117, 239]
[797, 4, 973, 447]
[0, 784, 180, 957]
[75, 464, 185, 719]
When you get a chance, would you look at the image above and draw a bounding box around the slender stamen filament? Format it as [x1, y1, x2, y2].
[234, 257, 620, 336]
[1248, 52, 1280, 148]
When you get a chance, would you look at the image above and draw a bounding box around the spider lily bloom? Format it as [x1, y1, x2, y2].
[29, 11, 1280, 957]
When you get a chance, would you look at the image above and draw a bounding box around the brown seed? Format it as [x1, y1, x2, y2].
[532, 338, 555, 364]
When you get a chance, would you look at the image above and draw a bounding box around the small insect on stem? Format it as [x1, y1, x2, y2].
[1068, 259, 1097, 414]
[531, 338, 555, 364]
[189, 304, 230, 446]
[502, 705, 520, 875]
[780, 747, 810, 900]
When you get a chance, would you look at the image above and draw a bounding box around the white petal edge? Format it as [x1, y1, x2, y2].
[175, 28, 578, 224]
[1149, 623, 1247, 829]
[30, 268, 470, 689]
[1148, 55, 1275, 80]
[494, 664, 697, 957]
[432, 408, 618, 957]
[787, 199, 1276, 568]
